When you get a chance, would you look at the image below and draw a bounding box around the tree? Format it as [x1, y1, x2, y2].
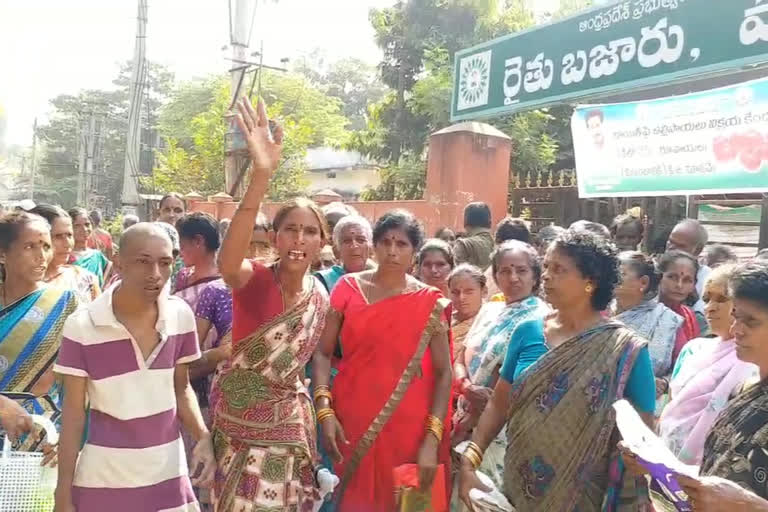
[35, 61, 174, 210]
[355, 0, 592, 201]
[322, 58, 387, 130]
[151, 71, 350, 200]
[359, 156, 426, 201]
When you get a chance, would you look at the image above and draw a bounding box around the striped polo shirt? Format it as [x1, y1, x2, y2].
[54, 285, 201, 512]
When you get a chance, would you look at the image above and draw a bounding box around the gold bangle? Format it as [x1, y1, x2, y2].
[316, 407, 335, 423]
[426, 414, 444, 428]
[316, 407, 334, 417]
[317, 412, 335, 423]
[463, 442, 484, 469]
[314, 389, 333, 404]
[463, 450, 482, 469]
[425, 415, 444, 441]
[426, 426, 443, 442]
[466, 441, 484, 459]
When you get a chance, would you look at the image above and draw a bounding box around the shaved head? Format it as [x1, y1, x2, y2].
[119, 222, 172, 256]
[117, 222, 175, 301]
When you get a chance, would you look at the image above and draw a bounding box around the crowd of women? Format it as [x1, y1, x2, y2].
[2, 97, 768, 512]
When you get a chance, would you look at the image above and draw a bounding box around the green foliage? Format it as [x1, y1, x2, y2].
[296, 54, 388, 130]
[359, 157, 426, 201]
[492, 109, 559, 179]
[151, 71, 349, 200]
[102, 212, 125, 240]
[35, 61, 174, 210]
[354, 0, 592, 201]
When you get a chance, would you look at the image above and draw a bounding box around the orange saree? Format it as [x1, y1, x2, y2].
[330, 276, 452, 511]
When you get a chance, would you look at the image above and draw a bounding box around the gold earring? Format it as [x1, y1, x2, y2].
[585, 284, 593, 293]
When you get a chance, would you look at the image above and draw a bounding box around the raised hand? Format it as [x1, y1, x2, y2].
[235, 98, 284, 180]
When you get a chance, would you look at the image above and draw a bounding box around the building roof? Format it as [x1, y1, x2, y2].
[306, 147, 374, 172]
[312, 188, 343, 199]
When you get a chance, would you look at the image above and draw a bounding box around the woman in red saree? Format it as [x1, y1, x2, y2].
[312, 210, 454, 511]
[212, 98, 330, 512]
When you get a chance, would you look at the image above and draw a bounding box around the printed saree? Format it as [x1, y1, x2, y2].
[502, 322, 649, 512]
[454, 296, 549, 489]
[659, 337, 757, 466]
[0, 285, 77, 450]
[700, 379, 768, 499]
[451, 311, 477, 364]
[70, 249, 109, 287]
[330, 276, 452, 512]
[615, 299, 682, 377]
[45, 265, 100, 305]
[175, 270, 232, 510]
[211, 274, 328, 512]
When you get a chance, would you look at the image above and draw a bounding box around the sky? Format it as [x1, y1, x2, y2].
[0, 0, 395, 146]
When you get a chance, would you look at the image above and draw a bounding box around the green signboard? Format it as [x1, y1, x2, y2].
[451, 0, 768, 121]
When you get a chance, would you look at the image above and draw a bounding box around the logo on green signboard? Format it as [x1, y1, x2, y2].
[458, 50, 492, 111]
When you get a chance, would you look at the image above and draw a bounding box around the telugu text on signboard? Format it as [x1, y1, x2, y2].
[452, 0, 768, 121]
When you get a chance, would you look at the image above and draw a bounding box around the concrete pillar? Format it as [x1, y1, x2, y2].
[425, 122, 511, 233]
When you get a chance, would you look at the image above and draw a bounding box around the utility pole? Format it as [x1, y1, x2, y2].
[224, 0, 253, 199]
[29, 118, 37, 200]
[121, 0, 147, 214]
[77, 116, 87, 206]
[85, 112, 97, 208]
[225, 0, 289, 198]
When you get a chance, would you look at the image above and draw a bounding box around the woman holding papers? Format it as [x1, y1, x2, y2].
[624, 262, 768, 510]
[658, 264, 757, 466]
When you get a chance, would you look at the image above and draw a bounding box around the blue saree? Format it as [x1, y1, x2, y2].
[0, 286, 77, 449]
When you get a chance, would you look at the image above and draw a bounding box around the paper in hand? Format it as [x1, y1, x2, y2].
[613, 400, 699, 512]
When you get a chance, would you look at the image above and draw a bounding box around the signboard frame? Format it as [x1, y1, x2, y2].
[451, 0, 768, 121]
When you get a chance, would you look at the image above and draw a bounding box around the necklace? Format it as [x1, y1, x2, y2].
[272, 262, 304, 310]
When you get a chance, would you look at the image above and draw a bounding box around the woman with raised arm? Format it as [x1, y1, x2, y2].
[210, 98, 330, 512]
[312, 209, 453, 512]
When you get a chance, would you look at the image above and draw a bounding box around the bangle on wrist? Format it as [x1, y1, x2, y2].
[316, 407, 336, 423]
[425, 414, 444, 442]
[463, 441, 484, 470]
[313, 386, 333, 405]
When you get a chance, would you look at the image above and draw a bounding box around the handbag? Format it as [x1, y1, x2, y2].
[393, 463, 448, 512]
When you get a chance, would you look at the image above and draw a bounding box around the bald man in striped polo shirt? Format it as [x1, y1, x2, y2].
[54, 223, 215, 512]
